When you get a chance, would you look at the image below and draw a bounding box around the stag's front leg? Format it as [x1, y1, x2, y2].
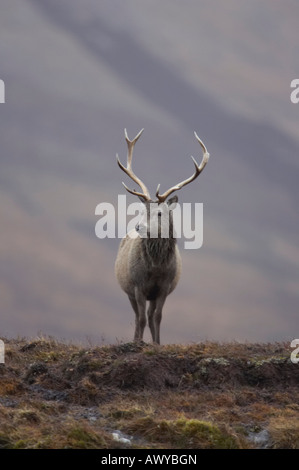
[147, 300, 156, 342]
[128, 296, 139, 341]
[153, 295, 167, 345]
[134, 288, 147, 342]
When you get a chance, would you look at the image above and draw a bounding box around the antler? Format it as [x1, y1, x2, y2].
[116, 128, 151, 201]
[155, 132, 210, 203]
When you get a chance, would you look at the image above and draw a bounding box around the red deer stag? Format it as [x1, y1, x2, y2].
[115, 129, 209, 344]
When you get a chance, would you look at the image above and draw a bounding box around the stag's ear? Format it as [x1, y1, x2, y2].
[167, 195, 178, 210]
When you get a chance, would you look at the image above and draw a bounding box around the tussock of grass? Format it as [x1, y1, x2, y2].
[66, 425, 107, 449]
[124, 415, 243, 448]
[268, 416, 299, 449]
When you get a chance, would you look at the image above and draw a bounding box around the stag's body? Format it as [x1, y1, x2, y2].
[114, 129, 209, 344]
[115, 223, 181, 344]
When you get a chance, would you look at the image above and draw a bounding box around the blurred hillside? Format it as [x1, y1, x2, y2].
[0, 0, 298, 344]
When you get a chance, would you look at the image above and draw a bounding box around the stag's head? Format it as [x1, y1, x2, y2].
[134, 196, 178, 239]
[116, 129, 209, 238]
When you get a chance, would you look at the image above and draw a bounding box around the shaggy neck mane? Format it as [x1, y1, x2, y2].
[142, 236, 176, 264]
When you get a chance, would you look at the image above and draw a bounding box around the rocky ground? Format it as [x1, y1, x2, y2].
[0, 337, 298, 449]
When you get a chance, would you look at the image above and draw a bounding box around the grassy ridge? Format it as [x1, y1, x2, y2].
[0, 337, 298, 449]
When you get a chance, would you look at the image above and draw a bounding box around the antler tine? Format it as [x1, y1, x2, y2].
[155, 132, 210, 203]
[121, 182, 149, 199]
[116, 128, 151, 201]
[124, 128, 144, 165]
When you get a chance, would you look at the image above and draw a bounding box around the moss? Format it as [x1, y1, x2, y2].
[202, 357, 230, 366]
[174, 418, 239, 449]
[143, 349, 158, 356]
[247, 356, 289, 367]
[0, 433, 13, 449]
[66, 426, 106, 449]
[13, 439, 28, 449]
[125, 416, 240, 449]
[198, 357, 230, 375]
[42, 351, 65, 362]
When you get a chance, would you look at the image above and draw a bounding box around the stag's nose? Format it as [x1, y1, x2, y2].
[135, 223, 140, 232]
